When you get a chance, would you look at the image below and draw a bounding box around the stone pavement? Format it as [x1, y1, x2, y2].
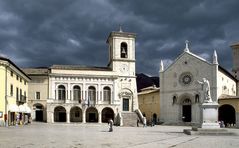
[0, 122, 239, 148]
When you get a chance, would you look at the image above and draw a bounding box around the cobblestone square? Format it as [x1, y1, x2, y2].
[0, 123, 239, 148]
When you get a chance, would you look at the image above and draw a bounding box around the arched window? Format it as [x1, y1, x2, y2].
[73, 86, 81, 102]
[58, 85, 66, 100]
[195, 94, 199, 103]
[120, 42, 128, 58]
[88, 86, 96, 101]
[173, 96, 177, 104]
[103, 87, 111, 102]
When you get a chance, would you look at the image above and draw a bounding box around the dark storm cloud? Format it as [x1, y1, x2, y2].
[0, 0, 238, 76]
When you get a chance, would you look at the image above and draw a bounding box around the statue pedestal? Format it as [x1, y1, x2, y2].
[201, 102, 220, 129]
[183, 101, 236, 135]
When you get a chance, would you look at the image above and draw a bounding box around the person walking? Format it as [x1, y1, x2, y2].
[108, 119, 113, 132]
[137, 119, 139, 127]
[143, 117, 147, 127]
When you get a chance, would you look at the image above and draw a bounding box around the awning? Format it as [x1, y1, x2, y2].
[24, 103, 31, 113]
[8, 104, 19, 112]
[19, 105, 26, 112]
[25, 106, 31, 113]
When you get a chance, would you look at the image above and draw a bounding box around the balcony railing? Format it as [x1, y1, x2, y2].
[17, 95, 26, 104]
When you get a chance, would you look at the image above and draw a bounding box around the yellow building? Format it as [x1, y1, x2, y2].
[0, 56, 31, 126]
[138, 85, 160, 124]
[217, 42, 239, 127]
[218, 95, 239, 127]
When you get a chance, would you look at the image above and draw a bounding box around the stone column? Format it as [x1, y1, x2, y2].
[97, 84, 101, 103]
[51, 112, 54, 123]
[82, 109, 86, 123]
[98, 111, 102, 123]
[47, 109, 53, 123]
[32, 109, 36, 121]
[67, 83, 71, 101]
[236, 112, 239, 128]
[67, 111, 70, 123]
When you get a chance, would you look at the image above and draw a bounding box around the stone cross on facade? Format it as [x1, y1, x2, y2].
[184, 40, 190, 52]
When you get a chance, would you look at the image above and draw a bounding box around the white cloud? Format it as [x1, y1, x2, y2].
[68, 38, 81, 47]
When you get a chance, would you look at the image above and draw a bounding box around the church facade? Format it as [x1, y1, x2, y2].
[160, 42, 238, 127]
[24, 30, 139, 125]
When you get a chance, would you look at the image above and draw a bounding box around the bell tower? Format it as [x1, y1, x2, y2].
[106, 28, 136, 77]
[230, 42, 239, 80]
[106, 28, 139, 113]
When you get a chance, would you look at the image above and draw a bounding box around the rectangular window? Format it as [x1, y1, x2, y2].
[20, 78, 22, 82]
[123, 98, 129, 111]
[24, 80, 26, 85]
[36, 92, 40, 100]
[10, 84, 13, 96]
[11, 71, 13, 77]
[16, 87, 19, 100]
[16, 75, 19, 80]
[24, 91, 26, 102]
[20, 89, 22, 100]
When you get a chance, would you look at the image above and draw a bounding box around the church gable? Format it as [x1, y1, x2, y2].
[164, 51, 211, 74]
[160, 49, 217, 93]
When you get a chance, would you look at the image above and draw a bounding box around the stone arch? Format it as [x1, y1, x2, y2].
[86, 107, 98, 122]
[101, 107, 114, 123]
[219, 104, 236, 127]
[179, 93, 193, 122]
[70, 106, 82, 122]
[54, 106, 66, 122]
[179, 93, 193, 104]
[33, 103, 44, 122]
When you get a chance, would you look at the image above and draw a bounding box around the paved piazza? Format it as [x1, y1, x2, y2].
[0, 123, 239, 148]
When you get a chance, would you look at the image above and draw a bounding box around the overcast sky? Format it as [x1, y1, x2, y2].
[0, 0, 239, 76]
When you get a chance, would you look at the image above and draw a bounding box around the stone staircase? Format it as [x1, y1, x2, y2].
[121, 112, 138, 127]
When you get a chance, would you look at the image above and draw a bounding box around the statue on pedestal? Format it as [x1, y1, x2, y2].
[197, 78, 212, 103]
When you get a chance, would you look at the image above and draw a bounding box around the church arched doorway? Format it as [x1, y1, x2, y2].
[34, 104, 44, 122]
[182, 99, 191, 122]
[102, 107, 114, 123]
[86, 107, 98, 122]
[54, 106, 66, 122]
[219, 104, 236, 127]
